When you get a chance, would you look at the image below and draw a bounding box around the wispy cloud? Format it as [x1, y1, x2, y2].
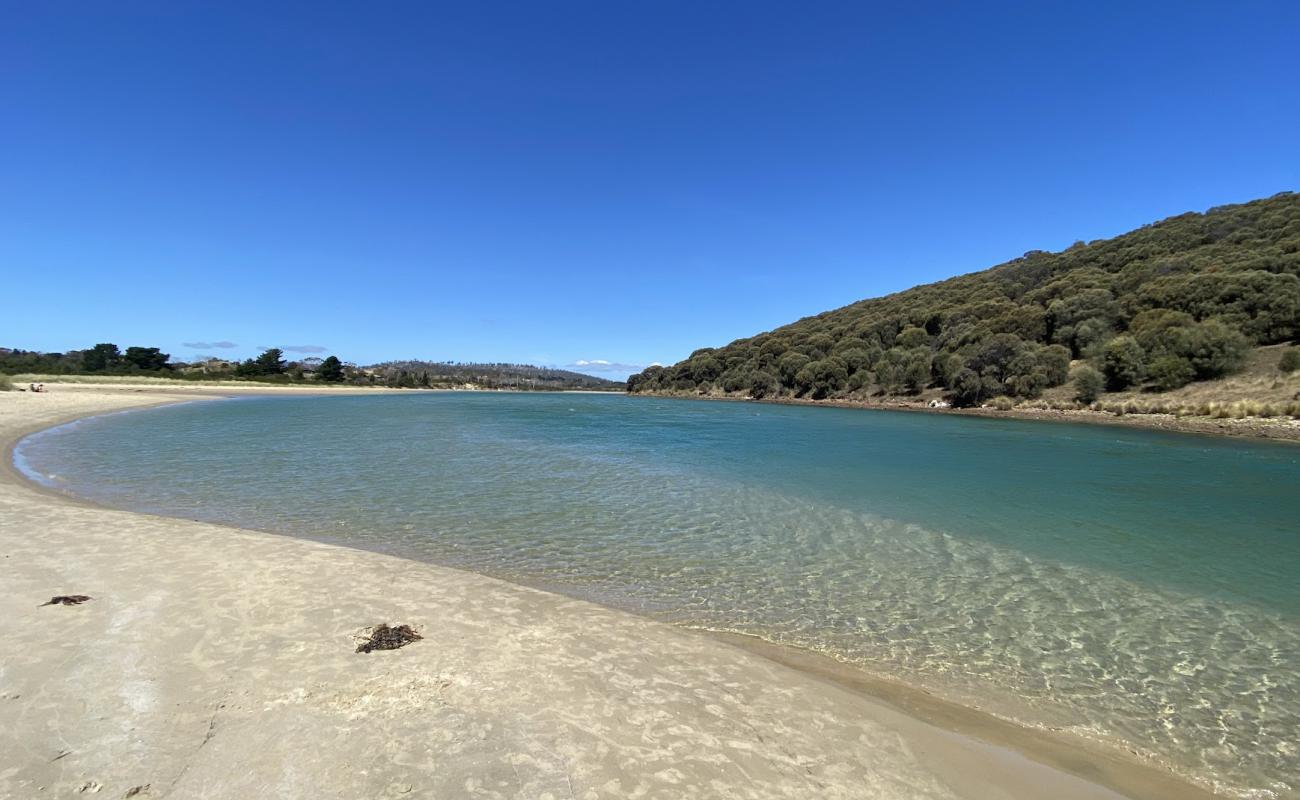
[183, 340, 238, 349]
[259, 344, 328, 354]
[566, 359, 645, 376]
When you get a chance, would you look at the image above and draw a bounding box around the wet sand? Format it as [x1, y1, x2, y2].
[0, 384, 1218, 798]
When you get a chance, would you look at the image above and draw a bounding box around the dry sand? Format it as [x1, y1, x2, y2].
[0, 384, 1213, 799]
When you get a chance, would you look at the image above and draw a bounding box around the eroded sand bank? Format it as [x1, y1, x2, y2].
[0, 385, 1207, 799]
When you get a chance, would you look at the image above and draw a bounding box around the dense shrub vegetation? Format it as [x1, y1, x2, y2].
[1281, 347, 1300, 374]
[629, 193, 1300, 406]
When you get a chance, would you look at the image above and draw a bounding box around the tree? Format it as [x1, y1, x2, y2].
[1101, 336, 1145, 390]
[123, 346, 169, 371]
[747, 370, 779, 399]
[1185, 319, 1248, 380]
[689, 355, 723, 384]
[1148, 356, 1195, 391]
[901, 349, 932, 393]
[949, 368, 986, 407]
[1047, 289, 1120, 356]
[837, 347, 874, 375]
[1038, 345, 1072, 386]
[777, 352, 811, 387]
[82, 343, 121, 372]
[318, 355, 345, 382]
[795, 359, 848, 399]
[254, 348, 286, 375]
[935, 353, 966, 387]
[897, 326, 930, 349]
[1072, 365, 1104, 404]
[1280, 347, 1300, 374]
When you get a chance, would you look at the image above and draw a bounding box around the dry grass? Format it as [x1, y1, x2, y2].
[1097, 345, 1300, 419]
[988, 345, 1300, 420]
[8, 373, 219, 385]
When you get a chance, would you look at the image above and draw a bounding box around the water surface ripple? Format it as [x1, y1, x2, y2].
[17, 393, 1300, 798]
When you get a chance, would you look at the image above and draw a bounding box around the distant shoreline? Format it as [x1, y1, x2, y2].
[628, 390, 1300, 444]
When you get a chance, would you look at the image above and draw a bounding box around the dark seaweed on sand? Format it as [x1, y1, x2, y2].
[356, 623, 422, 653]
[40, 595, 92, 607]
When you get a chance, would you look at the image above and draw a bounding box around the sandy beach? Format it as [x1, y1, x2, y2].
[0, 384, 1216, 799]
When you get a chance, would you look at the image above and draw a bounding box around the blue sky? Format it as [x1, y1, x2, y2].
[3, 3, 1298, 380]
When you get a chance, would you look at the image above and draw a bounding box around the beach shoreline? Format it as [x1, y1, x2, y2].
[0, 384, 1224, 799]
[630, 390, 1300, 444]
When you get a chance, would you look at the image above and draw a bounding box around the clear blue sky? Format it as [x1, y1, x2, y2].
[3, 3, 1298, 379]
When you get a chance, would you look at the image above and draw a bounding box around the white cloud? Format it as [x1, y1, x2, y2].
[565, 359, 645, 376]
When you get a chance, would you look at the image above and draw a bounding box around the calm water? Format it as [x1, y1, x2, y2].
[16, 393, 1300, 798]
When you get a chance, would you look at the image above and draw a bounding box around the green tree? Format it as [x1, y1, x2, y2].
[747, 370, 779, 399]
[897, 326, 930, 349]
[777, 352, 811, 387]
[1047, 288, 1120, 356]
[720, 368, 750, 393]
[255, 348, 286, 375]
[1185, 319, 1248, 380]
[1280, 347, 1300, 374]
[935, 353, 966, 387]
[689, 356, 723, 384]
[1038, 345, 1072, 386]
[796, 359, 848, 399]
[949, 368, 986, 407]
[82, 343, 121, 372]
[1147, 355, 1195, 391]
[317, 355, 345, 382]
[1101, 336, 1145, 390]
[837, 347, 874, 375]
[901, 349, 932, 392]
[123, 346, 170, 371]
[1072, 365, 1104, 404]
[873, 348, 909, 394]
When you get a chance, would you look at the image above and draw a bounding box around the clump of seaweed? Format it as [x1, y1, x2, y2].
[355, 623, 422, 654]
[40, 595, 92, 607]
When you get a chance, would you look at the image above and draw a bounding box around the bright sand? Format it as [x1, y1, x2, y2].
[0, 384, 1216, 799]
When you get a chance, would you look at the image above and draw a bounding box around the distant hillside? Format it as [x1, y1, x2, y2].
[629, 193, 1300, 409]
[365, 361, 624, 391]
[0, 345, 624, 392]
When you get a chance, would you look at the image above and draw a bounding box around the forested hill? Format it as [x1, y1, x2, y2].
[366, 361, 623, 390]
[628, 192, 1300, 406]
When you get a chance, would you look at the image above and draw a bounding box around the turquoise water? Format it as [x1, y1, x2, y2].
[16, 393, 1300, 798]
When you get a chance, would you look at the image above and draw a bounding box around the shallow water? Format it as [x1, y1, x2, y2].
[16, 393, 1300, 797]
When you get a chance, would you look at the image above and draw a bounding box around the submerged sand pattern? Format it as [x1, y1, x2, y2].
[1, 387, 1150, 800]
[19, 391, 1299, 798]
